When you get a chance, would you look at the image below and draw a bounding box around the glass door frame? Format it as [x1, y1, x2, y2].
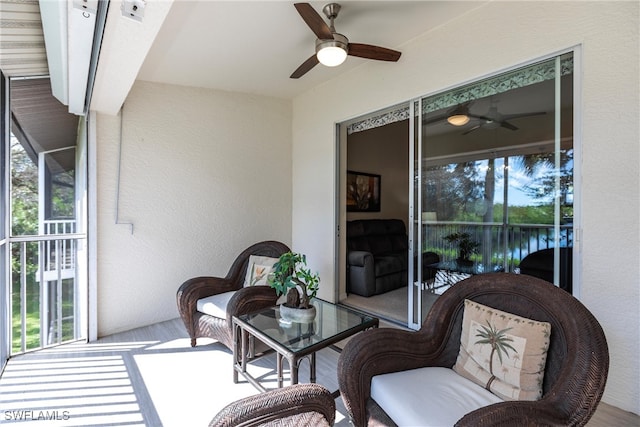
[1, 72, 9, 371]
[408, 97, 421, 330]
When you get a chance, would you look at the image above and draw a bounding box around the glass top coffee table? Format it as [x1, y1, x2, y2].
[232, 298, 378, 395]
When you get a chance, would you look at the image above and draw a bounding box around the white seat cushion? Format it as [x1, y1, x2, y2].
[370, 366, 502, 427]
[196, 291, 236, 319]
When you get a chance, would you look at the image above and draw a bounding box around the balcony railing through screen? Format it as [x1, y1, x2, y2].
[421, 222, 573, 272]
[11, 220, 83, 354]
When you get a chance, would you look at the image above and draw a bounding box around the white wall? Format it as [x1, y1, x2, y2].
[347, 120, 409, 225]
[96, 81, 292, 336]
[292, 1, 639, 414]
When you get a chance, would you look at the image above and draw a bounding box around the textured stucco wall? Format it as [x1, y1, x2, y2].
[292, 1, 639, 413]
[96, 81, 292, 336]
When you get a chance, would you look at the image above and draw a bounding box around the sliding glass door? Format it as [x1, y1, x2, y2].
[2, 76, 88, 355]
[409, 53, 575, 329]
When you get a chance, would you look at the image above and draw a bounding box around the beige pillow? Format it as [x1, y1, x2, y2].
[453, 299, 551, 401]
[243, 255, 279, 287]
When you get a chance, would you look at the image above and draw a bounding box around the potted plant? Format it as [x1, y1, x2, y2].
[443, 232, 479, 265]
[267, 251, 320, 322]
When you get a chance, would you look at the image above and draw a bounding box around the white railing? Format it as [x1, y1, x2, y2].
[42, 220, 76, 280]
[12, 220, 82, 353]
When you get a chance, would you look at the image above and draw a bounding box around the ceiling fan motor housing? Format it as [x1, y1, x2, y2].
[316, 33, 348, 54]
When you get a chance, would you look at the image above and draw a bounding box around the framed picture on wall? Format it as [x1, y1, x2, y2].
[347, 171, 381, 212]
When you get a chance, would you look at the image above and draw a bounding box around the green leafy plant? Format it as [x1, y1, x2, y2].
[443, 232, 479, 262]
[267, 252, 320, 309]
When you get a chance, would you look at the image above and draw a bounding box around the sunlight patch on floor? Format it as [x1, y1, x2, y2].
[0, 349, 145, 426]
[0, 320, 354, 426]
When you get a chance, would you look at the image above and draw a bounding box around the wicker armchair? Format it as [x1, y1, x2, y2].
[209, 383, 335, 427]
[338, 273, 609, 426]
[177, 240, 290, 349]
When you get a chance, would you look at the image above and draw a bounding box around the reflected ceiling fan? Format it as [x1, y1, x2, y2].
[423, 102, 485, 126]
[462, 103, 546, 135]
[424, 101, 546, 134]
[290, 3, 402, 79]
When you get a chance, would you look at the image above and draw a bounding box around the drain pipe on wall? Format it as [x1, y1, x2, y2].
[115, 103, 134, 234]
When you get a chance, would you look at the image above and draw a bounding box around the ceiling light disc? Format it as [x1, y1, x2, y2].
[316, 33, 348, 67]
[447, 114, 470, 126]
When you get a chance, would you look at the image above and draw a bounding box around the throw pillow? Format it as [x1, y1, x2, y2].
[453, 299, 551, 401]
[243, 255, 279, 287]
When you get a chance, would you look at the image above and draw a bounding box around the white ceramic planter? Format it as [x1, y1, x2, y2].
[280, 304, 316, 323]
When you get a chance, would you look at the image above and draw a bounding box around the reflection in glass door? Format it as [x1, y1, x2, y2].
[409, 53, 575, 329]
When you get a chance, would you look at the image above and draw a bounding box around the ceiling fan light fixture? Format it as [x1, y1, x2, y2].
[447, 114, 470, 126]
[447, 103, 471, 126]
[316, 35, 348, 67]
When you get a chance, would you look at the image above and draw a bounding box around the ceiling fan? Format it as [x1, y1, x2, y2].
[424, 101, 546, 134]
[423, 102, 484, 126]
[290, 3, 402, 79]
[462, 104, 546, 135]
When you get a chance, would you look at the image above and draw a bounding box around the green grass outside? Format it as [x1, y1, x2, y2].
[11, 280, 75, 353]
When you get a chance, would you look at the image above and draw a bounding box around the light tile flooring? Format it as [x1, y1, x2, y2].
[0, 318, 637, 426]
[0, 319, 346, 426]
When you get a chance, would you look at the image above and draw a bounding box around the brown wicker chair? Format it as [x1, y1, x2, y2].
[209, 383, 336, 427]
[338, 272, 609, 427]
[177, 240, 290, 349]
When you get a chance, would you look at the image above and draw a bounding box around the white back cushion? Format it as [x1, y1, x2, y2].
[371, 366, 502, 426]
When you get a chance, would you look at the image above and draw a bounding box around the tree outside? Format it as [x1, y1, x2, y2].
[10, 136, 40, 351]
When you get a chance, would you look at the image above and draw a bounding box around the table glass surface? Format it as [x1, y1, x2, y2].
[236, 299, 376, 354]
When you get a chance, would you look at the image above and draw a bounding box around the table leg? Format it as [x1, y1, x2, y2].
[277, 353, 283, 388]
[232, 323, 239, 384]
[310, 352, 317, 383]
[290, 356, 299, 386]
[241, 328, 248, 375]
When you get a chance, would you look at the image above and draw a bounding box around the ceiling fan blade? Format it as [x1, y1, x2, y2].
[468, 113, 493, 122]
[294, 3, 333, 40]
[500, 121, 519, 131]
[499, 111, 547, 130]
[503, 111, 546, 121]
[348, 43, 401, 62]
[290, 54, 320, 79]
[423, 114, 447, 125]
[463, 125, 482, 135]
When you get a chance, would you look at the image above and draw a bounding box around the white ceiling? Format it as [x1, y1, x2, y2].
[134, 1, 487, 100]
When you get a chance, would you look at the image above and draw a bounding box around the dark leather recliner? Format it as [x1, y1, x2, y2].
[346, 219, 438, 297]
